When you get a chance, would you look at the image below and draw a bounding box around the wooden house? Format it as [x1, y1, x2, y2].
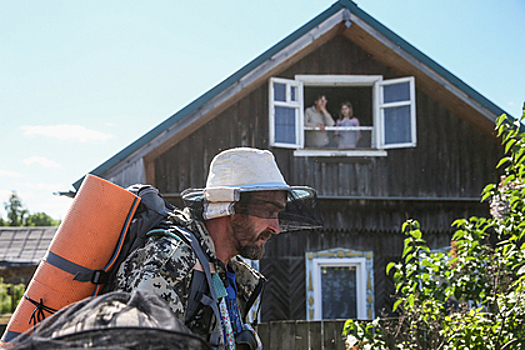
[73, 0, 506, 322]
[0, 227, 57, 285]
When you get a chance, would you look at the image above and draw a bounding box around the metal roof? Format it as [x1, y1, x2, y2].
[0, 227, 56, 264]
[73, 0, 510, 189]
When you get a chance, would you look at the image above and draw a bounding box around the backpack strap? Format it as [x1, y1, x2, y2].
[170, 226, 223, 348]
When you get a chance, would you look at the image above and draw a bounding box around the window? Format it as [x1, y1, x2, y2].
[305, 248, 374, 320]
[269, 75, 417, 154]
[269, 77, 303, 149]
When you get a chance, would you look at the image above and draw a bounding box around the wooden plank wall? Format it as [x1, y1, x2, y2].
[259, 229, 452, 322]
[256, 320, 346, 350]
[153, 35, 503, 322]
[155, 34, 502, 203]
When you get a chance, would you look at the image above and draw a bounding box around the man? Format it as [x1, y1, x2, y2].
[113, 147, 321, 350]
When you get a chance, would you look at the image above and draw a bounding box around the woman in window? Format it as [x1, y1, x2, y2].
[335, 101, 360, 149]
[304, 95, 335, 148]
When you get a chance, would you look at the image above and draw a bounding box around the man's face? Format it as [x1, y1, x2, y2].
[230, 191, 286, 260]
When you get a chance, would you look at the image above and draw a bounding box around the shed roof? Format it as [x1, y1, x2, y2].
[73, 0, 509, 189]
[0, 227, 56, 265]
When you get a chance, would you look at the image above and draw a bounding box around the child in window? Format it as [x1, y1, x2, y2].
[336, 101, 360, 149]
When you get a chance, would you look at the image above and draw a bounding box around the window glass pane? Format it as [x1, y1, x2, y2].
[275, 106, 296, 144]
[274, 83, 286, 102]
[384, 105, 411, 144]
[383, 82, 410, 103]
[291, 86, 297, 102]
[321, 266, 357, 319]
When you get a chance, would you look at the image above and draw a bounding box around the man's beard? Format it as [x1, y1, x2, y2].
[231, 215, 272, 260]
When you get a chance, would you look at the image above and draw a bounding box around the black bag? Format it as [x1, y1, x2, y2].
[9, 290, 211, 350]
[99, 184, 176, 294]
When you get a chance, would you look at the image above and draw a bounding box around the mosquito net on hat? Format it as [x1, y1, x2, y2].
[181, 186, 324, 233]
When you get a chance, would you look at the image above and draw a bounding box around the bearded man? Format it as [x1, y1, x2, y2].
[113, 147, 321, 350]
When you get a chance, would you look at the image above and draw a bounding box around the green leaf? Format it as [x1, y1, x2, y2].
[407, 294, 415, 307]
[505, 138, 517, 154]
[386, 262, 396, 275]
[496, 157, 511, 169]
[481, 190, 493, 202]
[502, 174, 516, 185]
[411, 229, 422, 239]
[392, 298, 403, 312]
[403, 245, 414, 258]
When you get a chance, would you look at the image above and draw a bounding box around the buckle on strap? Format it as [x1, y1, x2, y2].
[73, 269, 109, 284]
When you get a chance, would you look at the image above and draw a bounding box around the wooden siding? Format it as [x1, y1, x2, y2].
[106, 157, 146, 189]
[155, 34, 502, 212]
[150, 35, 503, 322]
[259, 228, 453, 322]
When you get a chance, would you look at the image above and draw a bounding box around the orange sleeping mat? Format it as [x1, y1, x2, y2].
[1, 174, 141, 343]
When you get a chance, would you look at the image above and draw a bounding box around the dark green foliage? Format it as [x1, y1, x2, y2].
[343, 111, 525, 349]
[0, 277, 25, 314]
[24, 212, 61, 227]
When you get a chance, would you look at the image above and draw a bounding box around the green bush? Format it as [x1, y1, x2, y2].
[344, 111, 525, 349]
[0, 277, 25, 314]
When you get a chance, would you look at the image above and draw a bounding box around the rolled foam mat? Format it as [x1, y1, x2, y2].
[1, 174, 140, 343]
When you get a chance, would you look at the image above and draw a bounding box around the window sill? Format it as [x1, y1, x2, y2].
[293, 149, 388, 157]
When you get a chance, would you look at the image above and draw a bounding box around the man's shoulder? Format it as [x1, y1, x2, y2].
[230, 257, 264, 285]
[148, 230, 197, 266]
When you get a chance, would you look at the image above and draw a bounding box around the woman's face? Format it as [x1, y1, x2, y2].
[315, 96, 327, 109]
[341, 105, 352, 117]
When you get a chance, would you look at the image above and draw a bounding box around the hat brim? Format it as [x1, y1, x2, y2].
[181, 186, 316, 203]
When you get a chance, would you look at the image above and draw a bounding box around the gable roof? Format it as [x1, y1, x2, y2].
[0, 227, 57, 265]
[73, 0, 509, 189]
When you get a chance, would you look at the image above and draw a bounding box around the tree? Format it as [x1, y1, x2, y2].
[4, 191, 28, 226]
[24, 212, 60, 227]
[1, 191, 59, 227]
[343, 111, 525, 349]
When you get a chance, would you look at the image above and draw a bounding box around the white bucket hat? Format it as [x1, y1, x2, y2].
[181, 147, 316, 220]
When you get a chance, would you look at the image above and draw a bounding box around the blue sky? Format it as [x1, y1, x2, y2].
[1, 0, 523, 221]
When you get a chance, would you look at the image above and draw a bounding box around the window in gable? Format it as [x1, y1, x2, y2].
[305, 248, 374, 320]
[269, 77, 304, 149]
[269, 75, 416, 155]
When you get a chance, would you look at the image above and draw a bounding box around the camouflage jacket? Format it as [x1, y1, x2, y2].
[113, 207, 265, 349]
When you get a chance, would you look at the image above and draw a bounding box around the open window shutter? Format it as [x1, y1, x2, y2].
[376, 77, 416, 149]
[269, 77, 304, 148]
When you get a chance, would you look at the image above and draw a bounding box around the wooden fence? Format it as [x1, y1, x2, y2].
[0, 318, 348, 349]
[256, 320, 347, 350]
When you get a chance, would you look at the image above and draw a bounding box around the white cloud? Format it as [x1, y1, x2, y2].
[23, 156, 61, 169]
[20, 124, 113, 142]
[0, 169, 27, 178]
[0, 189, 10, 219]
[19, 182, 68, 192]
[37, 195, 73, 220]
[508, 102, 515, 106]
[0, 188, 72, 220]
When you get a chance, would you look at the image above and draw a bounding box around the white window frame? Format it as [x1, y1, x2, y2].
[305, 248, 374, 321]
[269, 77, 304, 148]
[313, 258, 366, 320]
[376, 76, 417, 149]
[268, 75, 417, 154]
